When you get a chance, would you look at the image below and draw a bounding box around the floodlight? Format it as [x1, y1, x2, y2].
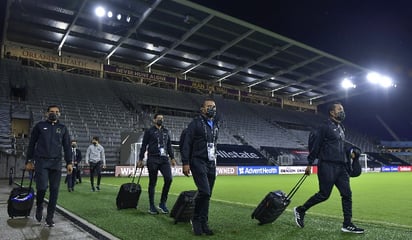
[126, 16, 131, 22]
[366, 72, 380, 83]
[341, 78, 356, 89]
[107, 11, 113, 18]
[117, 14, 122, 20]
[380, 76, 393, 88]
[95, 7, 105, 17]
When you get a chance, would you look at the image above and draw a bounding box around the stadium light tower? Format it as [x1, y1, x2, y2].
[341, 78, 356, 89]
[95, 6, 105, 17]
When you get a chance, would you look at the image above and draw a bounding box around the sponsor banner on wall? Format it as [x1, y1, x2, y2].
[381, 166, 399, 172]
[115, 166, 238, 177]
[217, 144, 267, 165]
[237, 166, 279, 175]
[278, 166, 308, 175]
[398, 166, 412, 172]
[216, 166, 238, 176]
[6, 43, 101, 70]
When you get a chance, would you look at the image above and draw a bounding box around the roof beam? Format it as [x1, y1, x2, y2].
[57, 0, 88, 55]
[217, 43, 292, 83]
[2, 0, 14, 52]
[105, 0, 162, 60]
[182, 29, 254, 75]
[146, 14, 214, 68]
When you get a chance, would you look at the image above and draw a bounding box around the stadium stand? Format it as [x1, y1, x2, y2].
[0, 58, 403, 168]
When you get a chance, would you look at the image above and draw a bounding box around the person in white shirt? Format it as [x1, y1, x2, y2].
[85, 136, 105, 192]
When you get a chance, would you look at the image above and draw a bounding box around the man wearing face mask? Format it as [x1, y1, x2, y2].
[293, 102, 364, 234]
[25, 105, 73, 227]
[85, 136, 106, 192]
[137, 113, 176, 214]
[182, 98, 219, 236]
[66, 140, 82, 191]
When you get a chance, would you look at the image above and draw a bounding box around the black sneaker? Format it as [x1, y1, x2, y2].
[46, 219, 55, 227]
[341, 223, 364, 234]
[148, 205, 159, 215]
[96, 186, 100, 191]
[294, 207, 305, 228]
[158, 203, 169, 214]
[35, 207, 43, 222]
[190, 220, 203, 236]
[201, 222, 214, 236]
[91, 186, 95, 192]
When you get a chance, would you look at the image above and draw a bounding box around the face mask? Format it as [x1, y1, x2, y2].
[205, 107, 216, 118]
[336, 111, 346, 122]
[156, 119, 163, 126]
[71, 144, 77, 148]
[92, 141, 97, 146]
[48, 112, 58, 121]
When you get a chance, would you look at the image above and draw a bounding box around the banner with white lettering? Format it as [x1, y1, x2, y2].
[217, 144, 268, 166]
[115, 166, 239, 177]
[237, 166, 279, 175]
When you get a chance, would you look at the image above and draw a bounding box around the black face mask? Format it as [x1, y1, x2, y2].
[336, 111, 346, 122]
[205, 107, 216, 118]
[156, 119, 163, 126]
[48, 113, 58, 121]
[71, 144, 77, 148]
[92, 141, 97, 146]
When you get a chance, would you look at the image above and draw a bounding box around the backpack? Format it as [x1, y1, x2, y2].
[346, 146, 362, 177]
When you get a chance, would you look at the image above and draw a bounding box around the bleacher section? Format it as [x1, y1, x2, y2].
[0, 59, 386, 167]
[366, 152, 410, 166]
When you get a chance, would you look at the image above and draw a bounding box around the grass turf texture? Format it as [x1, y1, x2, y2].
[54, 172, 412, 239]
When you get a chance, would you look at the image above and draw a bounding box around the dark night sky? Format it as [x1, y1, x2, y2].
[1, 1, 411, 141]
[190, 0, 412, 141]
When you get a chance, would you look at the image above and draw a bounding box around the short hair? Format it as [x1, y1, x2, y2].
[327, 102, 342, 115]
[153, 113, 163, 119]
[71, 139, 77, 143]
[202, 98, 215, 107]
[47, 105, 60, 112]
[92, 136, 99, 141]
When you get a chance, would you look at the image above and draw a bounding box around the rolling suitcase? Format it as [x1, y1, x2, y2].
[8, 169, 35, 218]
[170, 190, 197, 224]
[116, 166, 143, 210]
[251, 174, 307, 225]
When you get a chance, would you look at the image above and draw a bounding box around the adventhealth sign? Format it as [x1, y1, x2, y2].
[238, 166, 279, 175]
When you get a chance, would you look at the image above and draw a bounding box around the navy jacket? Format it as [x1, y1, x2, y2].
[181, 115, 219, 165]
[307, 119, 347, 165]
[26, 120, 72, 167]
[139, 125, 174, 160]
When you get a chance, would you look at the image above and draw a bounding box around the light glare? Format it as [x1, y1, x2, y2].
[95, 7, 105, 17]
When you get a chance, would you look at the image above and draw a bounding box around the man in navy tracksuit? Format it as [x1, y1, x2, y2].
[293, 102, 364, 234]
[182, 99, 218, 236]
[25, 105, 72, 227]
[137, 114, 176, 214]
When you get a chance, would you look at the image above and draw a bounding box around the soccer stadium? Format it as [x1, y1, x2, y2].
[0, 0, 411, 239]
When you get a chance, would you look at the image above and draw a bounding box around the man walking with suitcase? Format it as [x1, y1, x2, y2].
[293, 102, 364, 234]
[137, 113, 176, 214]
[25, 105, 73, 227]
[182, 98, 219, 236]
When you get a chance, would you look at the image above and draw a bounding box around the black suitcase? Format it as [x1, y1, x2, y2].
[170, 190, 197, 224]
[251, 174, 307, 225]
[8, 170, 35, 218]
[116, 166, 143, 210]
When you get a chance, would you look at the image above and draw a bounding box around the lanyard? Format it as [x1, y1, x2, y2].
[200, 117, 217, 144]
[156, 128, 167, 148]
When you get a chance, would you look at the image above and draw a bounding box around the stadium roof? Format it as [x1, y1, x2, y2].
[3, 0, 377, 105]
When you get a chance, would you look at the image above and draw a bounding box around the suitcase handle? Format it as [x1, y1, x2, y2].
[131, 166, 143, 184]
[20, 169, 34, 190]
[286, 173, 307, 201]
